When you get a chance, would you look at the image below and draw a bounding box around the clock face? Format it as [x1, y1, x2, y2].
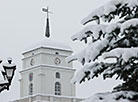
[54, 58, 61, 65]
[30, 59, 35, 66]
[29, 73, 33, 82]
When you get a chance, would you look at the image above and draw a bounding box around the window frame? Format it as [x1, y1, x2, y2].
[55, 82, 61, 95]
[55, 72, 60, 79]
[29, 83, 33, 95]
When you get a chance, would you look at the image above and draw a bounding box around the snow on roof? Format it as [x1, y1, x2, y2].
[23, 39, 72, 54]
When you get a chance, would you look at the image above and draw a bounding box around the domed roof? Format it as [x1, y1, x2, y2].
[23, 39, 72, 54]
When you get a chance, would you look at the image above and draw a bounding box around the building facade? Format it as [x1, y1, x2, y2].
[11, 39, 83, 102]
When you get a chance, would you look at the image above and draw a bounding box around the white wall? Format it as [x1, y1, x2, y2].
[22, 47, 72, 69]
[20, 46, 75, 98]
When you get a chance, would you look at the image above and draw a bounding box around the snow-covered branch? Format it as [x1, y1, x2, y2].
[121, 18, 138, 33]
[71, 23, 122, 43]
[71, 24, 107, 42]
[82, 91, 138, 102]
[81, 0, 138, 25]
[71, 62, 105, 83]
[66, 38, 109, 65]
[68, 0, 138, 101]
[103, 48, 138, 62]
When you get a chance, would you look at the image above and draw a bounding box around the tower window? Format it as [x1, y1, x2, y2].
[29, 73, 33, 82]
[56, 72, 60, 79]
[55, 82, 61, 95]
[29, 83, 33, 95]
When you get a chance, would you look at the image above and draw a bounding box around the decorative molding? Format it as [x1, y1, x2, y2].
[22, 46, 72, 55]
[22, 51, 70, 60]
[20, 64, 75, 73]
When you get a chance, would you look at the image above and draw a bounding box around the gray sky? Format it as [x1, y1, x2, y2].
[0, 0, 121, 102]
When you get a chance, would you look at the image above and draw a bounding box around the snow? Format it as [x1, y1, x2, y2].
[121, 18, 138, 33]
[3, 63, 16, 67]
[71, 62, 102, 83]
[81, 0, 138, 25]
[71, 22, 121, 43]
[106, 23, 121, 33]
[66, 38, 109, 64]
[71, 24, 108, 41]
[85, 39, 108, 62]
[23, 39, 72, 54]
[66, 0, 138, 101]
[103, 48, 138, 62]
[68, 47, 138, 83]
[68, 18, 138, 64]
[82, 91, 138, 102]
[66, 2, 138, 86]
[0, 80, 8, 84]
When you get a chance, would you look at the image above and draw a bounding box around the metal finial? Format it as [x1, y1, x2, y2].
[42, 7, 52, 38]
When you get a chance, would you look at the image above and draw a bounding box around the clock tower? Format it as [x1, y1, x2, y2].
[11, 7, 83, 102]
[19, 39, 76, 98]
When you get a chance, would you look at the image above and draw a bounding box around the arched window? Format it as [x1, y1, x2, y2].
[29, 83, 33, 95]
[55, 82, 61, 95]
[56, 72, 60, 78]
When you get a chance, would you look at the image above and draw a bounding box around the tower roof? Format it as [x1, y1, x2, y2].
[23, 39, 72, 54]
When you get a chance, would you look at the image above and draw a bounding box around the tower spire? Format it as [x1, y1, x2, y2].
[42, 7, 52, 38]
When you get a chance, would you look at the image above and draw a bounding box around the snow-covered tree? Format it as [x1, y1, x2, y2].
[66, 0, 138, 101]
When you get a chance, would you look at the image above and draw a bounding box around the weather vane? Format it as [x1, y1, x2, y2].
[42, 7, 52, 38]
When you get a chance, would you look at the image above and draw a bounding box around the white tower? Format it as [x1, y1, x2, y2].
[11, 8, 83, 102]
[20, 39, 75, 97]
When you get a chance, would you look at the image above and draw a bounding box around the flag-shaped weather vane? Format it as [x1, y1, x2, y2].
[42, 7, 52, 38]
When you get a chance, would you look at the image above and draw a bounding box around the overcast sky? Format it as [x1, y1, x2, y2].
[0, 0, 122, 102]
